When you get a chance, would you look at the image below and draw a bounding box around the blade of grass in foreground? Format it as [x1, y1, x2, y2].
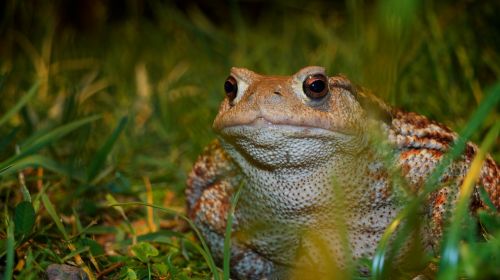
[223, 183, 243, 280]
[478, 186, 498, 212]
[438, 121, 499, 280]
[4, 218, 15, 280]
[109, 202, 221, 280]
[372, 82, 500, 279]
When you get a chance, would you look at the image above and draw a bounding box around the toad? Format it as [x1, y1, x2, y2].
[186, 67, 499, 279]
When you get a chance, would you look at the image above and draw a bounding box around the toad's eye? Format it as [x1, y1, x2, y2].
[303, 74, 328, 99]
[224, 76, 238, 101]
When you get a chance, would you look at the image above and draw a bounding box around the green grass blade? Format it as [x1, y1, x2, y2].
[0, 81, 39, 127]
[438, 121, 500, 280]
[61, 246, 90, 263]
[21, 115, 101, 152]
[371, 206, 408, 278]
[0, 115, 101, 173]
[41, 192, 69, 241]
[5, 218, 15, 280]
[223, 184, 243, 280]
[86, 116, 128, 183]
[422, 81, 500, 196]
[372, 82, 500, 279]
[0, 154, 85, 181]
[186, 239, 220, 278]
[16, 145, 32, 202]
[478, 186, 497, 212]
[109, 202, 221, 280]
[0, 127, 20, 154]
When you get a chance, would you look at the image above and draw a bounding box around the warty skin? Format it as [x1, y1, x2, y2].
[186, 66, 499, 279]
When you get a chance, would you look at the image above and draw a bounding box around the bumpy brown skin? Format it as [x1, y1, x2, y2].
[186, 67, 499, 280]
[186, 142, 276, 278]
[388, 110, 499, 239]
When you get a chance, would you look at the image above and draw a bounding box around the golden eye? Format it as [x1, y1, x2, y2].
[224, 76, 238, 101]
[303, 74, 328, 99]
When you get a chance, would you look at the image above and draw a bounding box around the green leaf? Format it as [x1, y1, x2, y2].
[14, 201, 36, 235]
[153, 263, 168, 276]
[110, 202, 220, 280]
[0, 81, 39, 127]
[87, 116, 128, 183]
[77, 238, 105, 256]
[126, 268, 138, 280]
[132, 242, 159, 263]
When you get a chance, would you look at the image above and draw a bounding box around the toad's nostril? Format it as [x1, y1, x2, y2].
[273, 91, 282, 95]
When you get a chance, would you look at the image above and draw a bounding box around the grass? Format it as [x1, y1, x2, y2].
[371, 84, 500, 279]
[0, 0, 499, 279]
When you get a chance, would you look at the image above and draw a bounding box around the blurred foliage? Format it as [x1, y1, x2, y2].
[0, 0, 499, 279]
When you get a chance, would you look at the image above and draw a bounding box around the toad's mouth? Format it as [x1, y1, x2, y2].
[216, 115, 363, 168]
[216, 117, 351, 169]
[218, 116, 351, 138]
[247, 117, 330, 131]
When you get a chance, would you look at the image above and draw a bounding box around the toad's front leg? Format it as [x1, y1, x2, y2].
[189, 179, 276, 279]
[186, 141, 276, 279]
